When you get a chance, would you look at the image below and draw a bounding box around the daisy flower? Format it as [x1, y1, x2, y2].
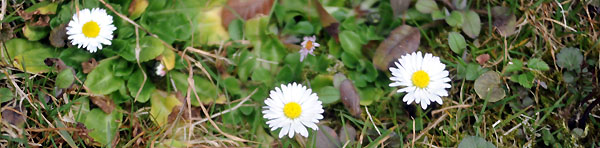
[66, 8, 117, 53]
[299, 35, 320, 62]
[262, 83, 324, 138]
[389, 51, 451, 110]
[156, 63, 166, 77]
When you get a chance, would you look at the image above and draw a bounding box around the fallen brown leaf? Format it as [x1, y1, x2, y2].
[221, 0, 274, 29]
[339, 80, 362, 117]
[372, 25, 421, 71]
[82, 58, 98, 74]
[90, 96, 115, 114]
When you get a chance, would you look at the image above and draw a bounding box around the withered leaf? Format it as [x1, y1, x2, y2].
[81, 58, 98, 74]
[474, 71, 505, 102]
[316, 124, 341, 148]
[339, 80, 362, 117]
[44, 58, 69, 71]
[90, 96, 115, 114]
[0, 23, 15, 42]
[492, 6, 516, 37]
[390, 0, 410, 17]
[312, 0, 339, 40]
[221, 0, 274, 29]
[128, 0, 148, 19]
[338, 124, 357, 144]
[373, 25, 420, 71]
[2, 107, 26, 126]
[476, 54, 490, 65]
[49, 24, 67, 48]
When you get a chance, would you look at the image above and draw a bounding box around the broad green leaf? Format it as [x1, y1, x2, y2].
[462, 10, 482, 38]
[23, 24, 49, 41]
[458, 62, 488, 80]
[223, 77, 241, 95]
[228, 19, 244, 40]
[286, 21, 314, 35]
[448, 32, 466, 54]
[56, 69, 74, 89]
[339, 30, 364, 58]
[474, 71, 505, 102]
[318, 86, 340, 105]
[138, 36, 166, 62]
[144, 9, 193, 44]
[237, 50, 257, 81]
[341, 52, 359, 69]
[311, 74, 334, 92]
[127, 69, 156, 103]
[24, 1, 58, 14]
[251, 68, 273, 84]
[84, 58, 125, 95]
[170, 72, 221, 105]
[276, 66, 294, 82]
[415, 0, 438, 14]
[431, 9, 445, 20]
[58, 47, 92, 68]
[556, 47, 583, 71]
[113, 59, 134, 77]
[504, 59, 523, 73]
[517, 71, 535, 89]
[359, 87, 383, 105]
[5, 38, 56, 73]
[445, 11, 464, 27]
[527, 58, 550, 71]
[84, 108, 122, 147]
[458, 136, 496, 148]
[161, 48, 176, 70]
[194, 7, 230, 45]
[0, 88, 13, 103]
[150, 90, 182, 127]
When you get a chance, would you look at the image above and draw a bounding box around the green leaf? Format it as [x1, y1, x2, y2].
[150, 90, 181, 127]
[5, 38, 56, 73]
[504, 59, 523, 73]
[251, 68, 273, 85]
[341, 52, 359, 69]
[517, 71, 535, 89]
[458, 136, 496, 148]
[84, 108, 122, 147]
[556, 47, 583, 71]
[415, 0, 438, 14]
[339, 30, 364, 58]
[138, 36, 166, 62]
[25, 1, 58, 14]
[0, 88, 13, 103]
[474, 71, 505, 102]
[459, 63, 488, 80]
[311, 74, 334, 93]
[527, 58, 550, 71]
[223, 77, 241, 95]
[127, 69, 156, 103]
[446, 11, 464, 27]
[228, 19, 244, 40]
[276, 66, 294, 82]
[23, 24, 49, 41]
[318, 86, 340, 105]
[170, 72, 220, 105]
[58, 48, 93, 68]
[562, 71, 577, 83]
[56, 69, 74, 89]
[461, 10, 481, 38]
[84, 58, 125, 95]
[431, 9, 445, 20]
[192, 7, 229, 45]
[448, 32, 467, 54]
[359, 87, 383, 105]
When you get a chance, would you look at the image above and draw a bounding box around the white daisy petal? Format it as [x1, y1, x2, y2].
[389, 52, 452, 110]
[263, 83, 324, 138]
[66, 8, 116, 53]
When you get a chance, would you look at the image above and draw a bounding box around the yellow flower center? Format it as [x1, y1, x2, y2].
[305, 41, 313, 49]
[283, 102, 302, 119]
[411, 70, 430, 88]
[82, 21, 100, 38]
